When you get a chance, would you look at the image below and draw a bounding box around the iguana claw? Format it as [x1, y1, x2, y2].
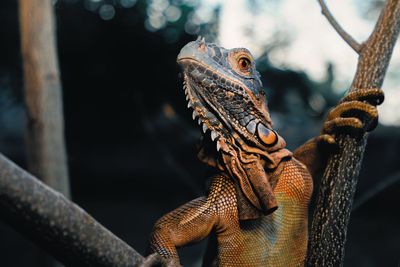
[293, 88, 384, 178]
[138, 253, 182, 267]
[340, 88, 384, 105]
[320, 88, 384, 143]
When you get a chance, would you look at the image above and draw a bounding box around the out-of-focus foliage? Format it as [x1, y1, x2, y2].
[57, 0, 220, 43]
[360, 0, 386, 18]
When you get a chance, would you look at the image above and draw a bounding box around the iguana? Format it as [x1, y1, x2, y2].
[143, 37, 383, 267]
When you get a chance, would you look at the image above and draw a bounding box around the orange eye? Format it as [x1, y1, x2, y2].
[238, 57, 251, 72]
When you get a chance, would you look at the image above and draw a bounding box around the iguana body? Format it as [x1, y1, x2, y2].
[150, 159, 311, 266]
[146, 38, 383, 267]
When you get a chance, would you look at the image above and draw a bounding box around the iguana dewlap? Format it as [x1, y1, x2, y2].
[145, 38, 383, 267]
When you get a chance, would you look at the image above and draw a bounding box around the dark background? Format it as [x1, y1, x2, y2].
[0, 0, 399, 266]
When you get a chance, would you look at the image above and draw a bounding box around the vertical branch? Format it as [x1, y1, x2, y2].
[307, 0, 400, 266]
[19, 0, 70, 197]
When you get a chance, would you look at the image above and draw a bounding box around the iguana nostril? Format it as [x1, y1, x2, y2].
[199, 42, 206, 52]
[257, 123, 277, 146]
[198, 36, 207, 53]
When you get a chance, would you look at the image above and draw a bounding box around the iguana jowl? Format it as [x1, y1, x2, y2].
[146, 37, 383, 267]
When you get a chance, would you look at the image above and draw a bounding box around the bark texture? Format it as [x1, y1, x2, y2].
[307, 1, 400, 266]
[0, 153, 144, 267]
[19, 0, 70, 197]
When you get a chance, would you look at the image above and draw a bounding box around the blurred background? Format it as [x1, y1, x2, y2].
[0, 0, 399, 266]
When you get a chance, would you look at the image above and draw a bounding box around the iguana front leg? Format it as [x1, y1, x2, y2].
[294, 88, 384, 178]
[144, 174, 236, 267]
[146, 197, 217, 266]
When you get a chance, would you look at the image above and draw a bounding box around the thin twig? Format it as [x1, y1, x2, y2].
[318, 0, 362, 53]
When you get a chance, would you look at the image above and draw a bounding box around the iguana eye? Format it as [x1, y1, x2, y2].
[238, 57, 251, 72]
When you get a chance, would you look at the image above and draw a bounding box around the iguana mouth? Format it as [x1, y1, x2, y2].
[183, 71, 231, 151]
[181, 66, 233, 154]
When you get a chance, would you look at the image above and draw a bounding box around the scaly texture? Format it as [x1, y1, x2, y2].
[146, 39, 383, 267]
[150, 159, 312, 266]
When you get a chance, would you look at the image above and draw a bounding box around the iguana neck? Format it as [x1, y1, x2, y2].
[197, 129, 292, 220]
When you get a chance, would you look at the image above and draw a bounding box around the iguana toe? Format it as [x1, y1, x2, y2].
[316, 134, 336, 145]
[139, 253, 182, 267]
[315, 134, 339, 153]
[321, 88, 384, 140]
[340, 88, 384, 106]
[326, 100, 379, 133]
[322, 117, 364, 135]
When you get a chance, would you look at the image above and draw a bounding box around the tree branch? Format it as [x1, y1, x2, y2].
[307, 0, 400, 266]
[0, 153, 144, 267]
[19, 0, 70, 197]
[318, 0, 362, 53]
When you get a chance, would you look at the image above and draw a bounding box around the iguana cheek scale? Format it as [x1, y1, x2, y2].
[146, 37, 383, 267]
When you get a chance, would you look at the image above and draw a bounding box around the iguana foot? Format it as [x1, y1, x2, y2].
[294, 88, 384, 176]
[138, 253, 182, 267]
[321, 88, 384, 143]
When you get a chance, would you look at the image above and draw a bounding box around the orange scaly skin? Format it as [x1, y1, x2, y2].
[149, 158, 312, 266]
[145, 39, 383, 267]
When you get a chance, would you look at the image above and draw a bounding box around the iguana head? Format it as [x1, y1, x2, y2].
[177, 37, 284, 152]
[177, 38, 290, 219]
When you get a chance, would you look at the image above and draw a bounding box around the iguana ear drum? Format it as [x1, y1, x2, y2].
[257, 123, 277, 146]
